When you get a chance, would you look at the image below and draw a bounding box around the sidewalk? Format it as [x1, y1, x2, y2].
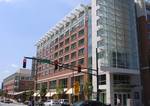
[9, 98, 18, 103]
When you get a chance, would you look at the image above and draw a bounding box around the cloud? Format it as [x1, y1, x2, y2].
[11, 64, 18, 68]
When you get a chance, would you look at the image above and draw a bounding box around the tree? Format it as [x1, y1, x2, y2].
[83, 81, 92, 100]
[0, 89, 3, 96]
[40, 86, 47, 100]
[55, 85, 63, 99]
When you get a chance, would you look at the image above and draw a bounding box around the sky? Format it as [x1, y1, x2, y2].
[0, 0, 90, 87]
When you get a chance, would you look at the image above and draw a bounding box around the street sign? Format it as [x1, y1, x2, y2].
[74, 81, 80, 95]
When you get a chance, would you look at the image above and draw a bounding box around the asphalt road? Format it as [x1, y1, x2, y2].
[0, 102, 27, 106]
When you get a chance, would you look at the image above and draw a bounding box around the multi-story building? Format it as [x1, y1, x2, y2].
[35, 4, 91, 102]
[3, 68, 34, 95]
[136, 0, 150, 105]
[92, 0, 142, 106]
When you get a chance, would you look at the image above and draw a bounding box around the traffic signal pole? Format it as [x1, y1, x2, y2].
[23, 54, 100, 101]
[96, 48, 99, 101]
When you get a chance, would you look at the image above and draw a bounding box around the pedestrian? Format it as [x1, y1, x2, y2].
[28, 97, 34, 106]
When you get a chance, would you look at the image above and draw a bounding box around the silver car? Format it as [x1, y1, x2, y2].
[44, 99, 60, 106]
[59, 99, 69, 106]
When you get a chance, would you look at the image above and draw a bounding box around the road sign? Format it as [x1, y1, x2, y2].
[74, 81, 80, 95]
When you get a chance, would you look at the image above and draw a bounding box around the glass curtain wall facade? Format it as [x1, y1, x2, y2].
[96, 0, 139, 69]
[92, 0, 141, 105]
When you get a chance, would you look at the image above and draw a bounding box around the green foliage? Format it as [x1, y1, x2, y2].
[83, 81, 92, 100]
[56, 85, 63, 94]
[0, 89, 3, 96]
[55, 85, 63, 99]
[40, 86, 47, 97]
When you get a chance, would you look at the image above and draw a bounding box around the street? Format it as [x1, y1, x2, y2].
[0, 102, 27, 106]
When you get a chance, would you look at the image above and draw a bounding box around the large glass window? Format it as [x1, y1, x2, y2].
[49, 80, 56, 89]
[96, 0, 139, 69]
[78, 58, 84, 65]
[78, 48, 84, 57]
[71, 43, 76, 50]
[59, 78, 68, 88]
[64, 55, 69, 62]
[65, 30, 69, 37]
[54, 52, 58, 58]
[113, 74, 130, 84]
[78, 39, 84, 47]
[65, 46, 69, 53]
[59, 49, 63, 56]
[78, 29, 84, 37]
[99, 74, 106, 85]
[71, 33, 77, 41]
[71, 52, 76, 59]
[65, 38, 70, 45]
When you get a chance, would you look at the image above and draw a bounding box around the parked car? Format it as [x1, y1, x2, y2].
[59, 99, 70, 106]
[24, 100, 29, 105]
[44, 99, 60, 106]
[4, 99, 13, 104]
[0, 99, 4, 102]
[73, 100, 108, 106]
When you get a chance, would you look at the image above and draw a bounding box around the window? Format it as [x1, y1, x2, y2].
[65, 38, 70, 45]
[71, 33, 77, 41]
[59, 42, 64, 48]
[59, 34, 64, 41]
[54, 52, 58, 58]
[59, 49, 63, 56]
[55, 45, 58, 50]
[71, 16, 77, 23]
[59, 78, 68, 88]
[55, 38, 58, 43]
[99, 74, 106, 85]
[66, 22, 70, 28]
[78, 58, 84, 65]
[49, 80, 56, 89]
[79, 11, 84, 18]
[71, 43, 76, 50]
[98, 50, 105, 59]
[78, 29, 84, 37]
[78, 48, 84, 57]
[59, 57, 63, 63]
[97, 28, 105, 37]
[70, 25, 77, 33]
[65, 46, 69, 53]
[113, 74, 130, 84]
[71, 61, 76, 67]
[78, 39, 84, 46]
[65, 55, 69, 62]
[97, 40, 105, 47]
[79, 19, 84, 28]
[65, 30, 69, 37]
[71, 52, 76, 59]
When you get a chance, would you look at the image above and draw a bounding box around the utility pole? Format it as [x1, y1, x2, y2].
[96, 48, 99, 101]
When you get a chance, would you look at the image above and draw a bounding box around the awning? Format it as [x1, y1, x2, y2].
[45, 92, 51, 97]
[33, 92, 39, 97]
[66, 88, 74, 94]
[37, 94, 40, 97]
[8, 91, 26, 95]
[50, 92, 56, 96]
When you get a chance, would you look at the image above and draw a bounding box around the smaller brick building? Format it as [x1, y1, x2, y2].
[2, 68, 34, 95]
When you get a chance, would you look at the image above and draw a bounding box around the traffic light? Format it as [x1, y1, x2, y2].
[54, 60, 58, 70]
[23, 58, 27, 68]
[77, 65, 81, 73]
